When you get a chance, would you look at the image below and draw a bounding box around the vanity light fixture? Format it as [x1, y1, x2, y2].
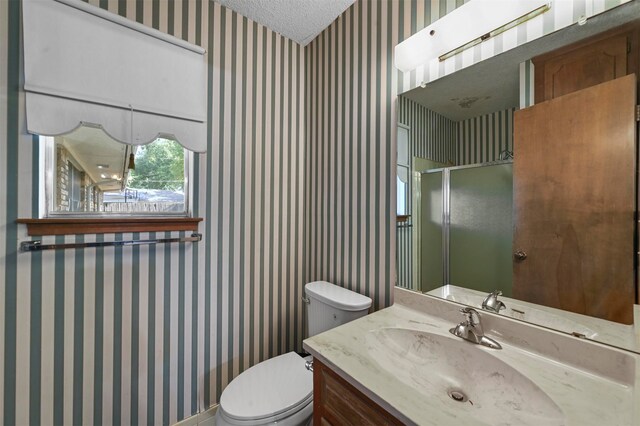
[438, 3, 551, 61]
[394, 0, 551, 73]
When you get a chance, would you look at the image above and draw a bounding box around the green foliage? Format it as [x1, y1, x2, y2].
[128, 139, 185, 191]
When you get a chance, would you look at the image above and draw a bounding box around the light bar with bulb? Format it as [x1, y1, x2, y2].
[439, 3, 550, 61]
[394, 0, 552, 73]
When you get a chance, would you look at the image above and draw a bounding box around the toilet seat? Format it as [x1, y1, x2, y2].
[217, 352, 313, 425]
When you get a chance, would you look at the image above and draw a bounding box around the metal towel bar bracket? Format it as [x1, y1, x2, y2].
[20, 233, 202, 252]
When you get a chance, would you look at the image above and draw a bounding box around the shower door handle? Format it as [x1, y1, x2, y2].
[514, 250, 527, 261]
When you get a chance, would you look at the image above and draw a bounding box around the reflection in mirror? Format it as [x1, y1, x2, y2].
[396, 169, 409, 216]
[45, 125, 187, 215]
[396, 124, 410, 217]
[395, 2, 640, 353]
[428, 284, 639, 351]
[448, 163, 512, 295]
[414, 162, 513, 294]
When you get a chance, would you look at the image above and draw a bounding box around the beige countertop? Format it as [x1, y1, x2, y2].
[303, 288, 640, 426]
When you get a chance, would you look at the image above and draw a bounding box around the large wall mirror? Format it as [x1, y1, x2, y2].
[396, 0, 640, 353]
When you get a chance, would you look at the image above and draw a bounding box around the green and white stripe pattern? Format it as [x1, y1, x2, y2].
[457, 109, 514, 165]
[395, 224, 413, 289]
[305, 0, 395, 309]
[1, 1, 304, 425]
[520, 60, 535, 109]
[302, 0, 463, 307]
[398, 96, 457, 165]
[2, 0, 620, 425]
[395, 97, 456, 290]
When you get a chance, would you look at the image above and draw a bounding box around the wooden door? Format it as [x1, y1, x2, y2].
[513, 74, 636, 324]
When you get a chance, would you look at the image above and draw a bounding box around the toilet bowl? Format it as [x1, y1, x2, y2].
[215, 352, 313, 426]
[215, 281, 372, 426]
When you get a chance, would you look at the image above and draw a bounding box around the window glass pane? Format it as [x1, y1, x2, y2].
[397, 165, 410, 215]
[397, 175, 407, 215]
[397, 126, 409, 166]
[420, 171, 444, 292]
[50, 126, 186, 214]
[69, 161, 82, 211]
[122, 139, 185, 213]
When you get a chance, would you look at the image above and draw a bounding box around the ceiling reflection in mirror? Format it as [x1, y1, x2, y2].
[395, 1, 640, 353]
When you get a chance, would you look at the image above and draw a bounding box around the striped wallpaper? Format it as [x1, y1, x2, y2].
[395, 224, 413, 289]
[397, 95, 516, 168]
[303, 0, 471, 300]
[1, 1, 305, 425]
[397, 96, 457, 165]
[520, 59, 536, 109]
[398, 0, 630, 94]
[2, 1, 613, 425]
[304, 0, 394, 306]
[395, 96, 456, 291]
[457, 108, 515, 165]
[396, 104, 515, 170]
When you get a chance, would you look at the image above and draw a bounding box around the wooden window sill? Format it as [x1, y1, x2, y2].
[16, 217, 203, 236]
[396, 215, 411, 223]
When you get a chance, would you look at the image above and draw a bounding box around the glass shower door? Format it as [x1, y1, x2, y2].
[449, 163, 513, 296]
[419, 170, 444, 292]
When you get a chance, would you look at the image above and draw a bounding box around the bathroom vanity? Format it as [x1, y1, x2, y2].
[303, 288, 640, 425]
[313, 358, 402, 424]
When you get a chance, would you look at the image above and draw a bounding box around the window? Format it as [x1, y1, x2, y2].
[397, 124, 410, 216]
[68, 160, 82, 211]
[42, 125, 190, 217]
[397, 169, 409, 215]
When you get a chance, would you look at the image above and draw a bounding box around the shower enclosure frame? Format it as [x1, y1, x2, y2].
[421, 159, 513, 289]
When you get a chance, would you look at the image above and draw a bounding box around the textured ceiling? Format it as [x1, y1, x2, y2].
[216, 0, 355, 46]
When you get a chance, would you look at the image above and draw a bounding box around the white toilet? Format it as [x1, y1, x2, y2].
[215, 281, 372, 426]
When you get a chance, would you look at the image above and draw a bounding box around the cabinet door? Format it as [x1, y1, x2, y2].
[313, 359, 403, 425]
[513, 74, 636, 324]
[534, 25, 638, 104]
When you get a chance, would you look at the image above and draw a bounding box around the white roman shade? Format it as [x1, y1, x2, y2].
[22, 0, 207, 152]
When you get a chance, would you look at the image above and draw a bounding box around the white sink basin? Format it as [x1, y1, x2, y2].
[366, 328, 565, 426]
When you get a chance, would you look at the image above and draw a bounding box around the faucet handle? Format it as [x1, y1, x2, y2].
[482, 290, 506, 312]
[452, 307, 501, 350]
[459, 307, 479, 325]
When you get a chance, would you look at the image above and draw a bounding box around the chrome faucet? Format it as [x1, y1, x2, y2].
[482, 290, 506, 313]
[449, 307, 502, 349]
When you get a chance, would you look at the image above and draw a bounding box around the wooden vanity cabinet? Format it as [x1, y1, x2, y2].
[313, 359, 403, 425]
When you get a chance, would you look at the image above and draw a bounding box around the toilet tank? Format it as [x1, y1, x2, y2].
[305, 281, 372, 338]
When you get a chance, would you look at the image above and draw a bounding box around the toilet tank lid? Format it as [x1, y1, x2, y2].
[305, 281, 372, 311]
